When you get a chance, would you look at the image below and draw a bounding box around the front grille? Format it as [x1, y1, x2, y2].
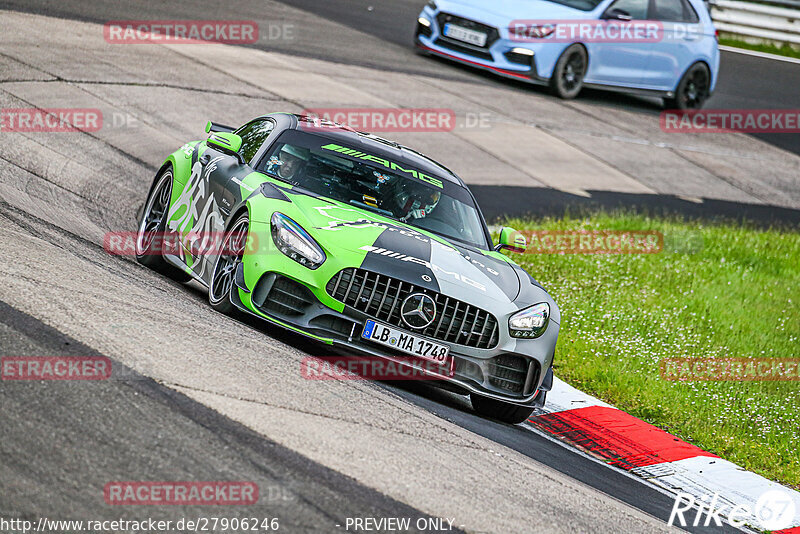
[436, 13, 500, 49]
[488, 354, 528, 393]
[326, 268, 499, 349]
[254, 274, 314, 317]
[433, 38, 494, 61]
[434, 13, 499, 62]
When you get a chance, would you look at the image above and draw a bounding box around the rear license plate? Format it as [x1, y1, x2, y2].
[443, 23, 488, 47]
[362, 320, 451, 366]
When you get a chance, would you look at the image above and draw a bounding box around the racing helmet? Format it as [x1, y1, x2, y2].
[268, 144, 310, 180]
[396, 186, 441, 221]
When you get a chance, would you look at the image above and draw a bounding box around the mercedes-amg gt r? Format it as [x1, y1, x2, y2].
[136, 113, 559, 424]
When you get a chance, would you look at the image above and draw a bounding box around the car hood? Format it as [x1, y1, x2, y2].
[286, 192, 526, 308]
[437, 0, 594, 22]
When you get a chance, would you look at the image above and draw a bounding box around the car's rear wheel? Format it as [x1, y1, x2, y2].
[209, 212, 249, 315]
[550, 44, 587, 100]
[470, 394, 535, 425]
[665, 62, 710, 110]
[136, 167, 191, 282]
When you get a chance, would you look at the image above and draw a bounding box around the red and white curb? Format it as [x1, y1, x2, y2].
[526, 378, 800, 532]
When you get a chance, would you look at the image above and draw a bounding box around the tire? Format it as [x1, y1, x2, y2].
[208, 212, 249, 315]
[550, 44, 588, 100]
[135, 167, 191, 282]
[664, 63, 711, 110]
[470, 394, 535, 425]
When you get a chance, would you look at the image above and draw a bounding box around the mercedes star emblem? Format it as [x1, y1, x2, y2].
[400, 293, 437, 329]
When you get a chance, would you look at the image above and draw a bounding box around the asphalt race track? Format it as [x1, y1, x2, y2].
[0, 302, 464, 533]
[4, 0, 800, 158]
[4, 0, 798, 224]
[0, 2, 798, 533]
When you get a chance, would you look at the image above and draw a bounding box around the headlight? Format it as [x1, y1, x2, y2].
[509, 303, 549, 338]
[510, 23, 556, 40]
[271, 212, 326, 269]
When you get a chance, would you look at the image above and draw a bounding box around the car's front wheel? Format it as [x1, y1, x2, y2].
[136, 167, 191, 282]
[665, 62, 710, 110]
[208, 212, 249, 315]
[470, 394, 535, 425]
[550, 44, 587, 100]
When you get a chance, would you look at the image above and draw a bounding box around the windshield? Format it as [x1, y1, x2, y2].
[256, 130, 490, 249]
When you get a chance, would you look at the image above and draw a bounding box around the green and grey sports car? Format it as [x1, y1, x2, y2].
[136, 112, 558, 424]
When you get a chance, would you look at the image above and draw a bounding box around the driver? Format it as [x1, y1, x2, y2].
[396, 187, 441, 222]
[266, 145, 310, 183]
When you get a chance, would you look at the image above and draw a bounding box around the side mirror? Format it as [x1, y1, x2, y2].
[494, 227, 527, 253]
[602, 8, 633, 20]
[207, 132, 243, 154]
[207, 132, 245, 164]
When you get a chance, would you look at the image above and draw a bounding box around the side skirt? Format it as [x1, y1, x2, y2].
[163, 253, 208, 287]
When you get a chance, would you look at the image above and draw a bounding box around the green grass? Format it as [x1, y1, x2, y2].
[501, 212, 800, 488]
[719, 36, 800, 60]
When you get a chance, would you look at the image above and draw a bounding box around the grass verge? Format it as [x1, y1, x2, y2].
[719, 36, 800, 61]
[502, 212, 799, 488]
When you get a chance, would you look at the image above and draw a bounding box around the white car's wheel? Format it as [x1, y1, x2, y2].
[665, 62, 711, 110]
[550, 44, 588, 100]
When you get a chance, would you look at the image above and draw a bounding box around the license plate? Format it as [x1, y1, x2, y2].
[362, 320, 451, 366]
[443, 23, 488, 47]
